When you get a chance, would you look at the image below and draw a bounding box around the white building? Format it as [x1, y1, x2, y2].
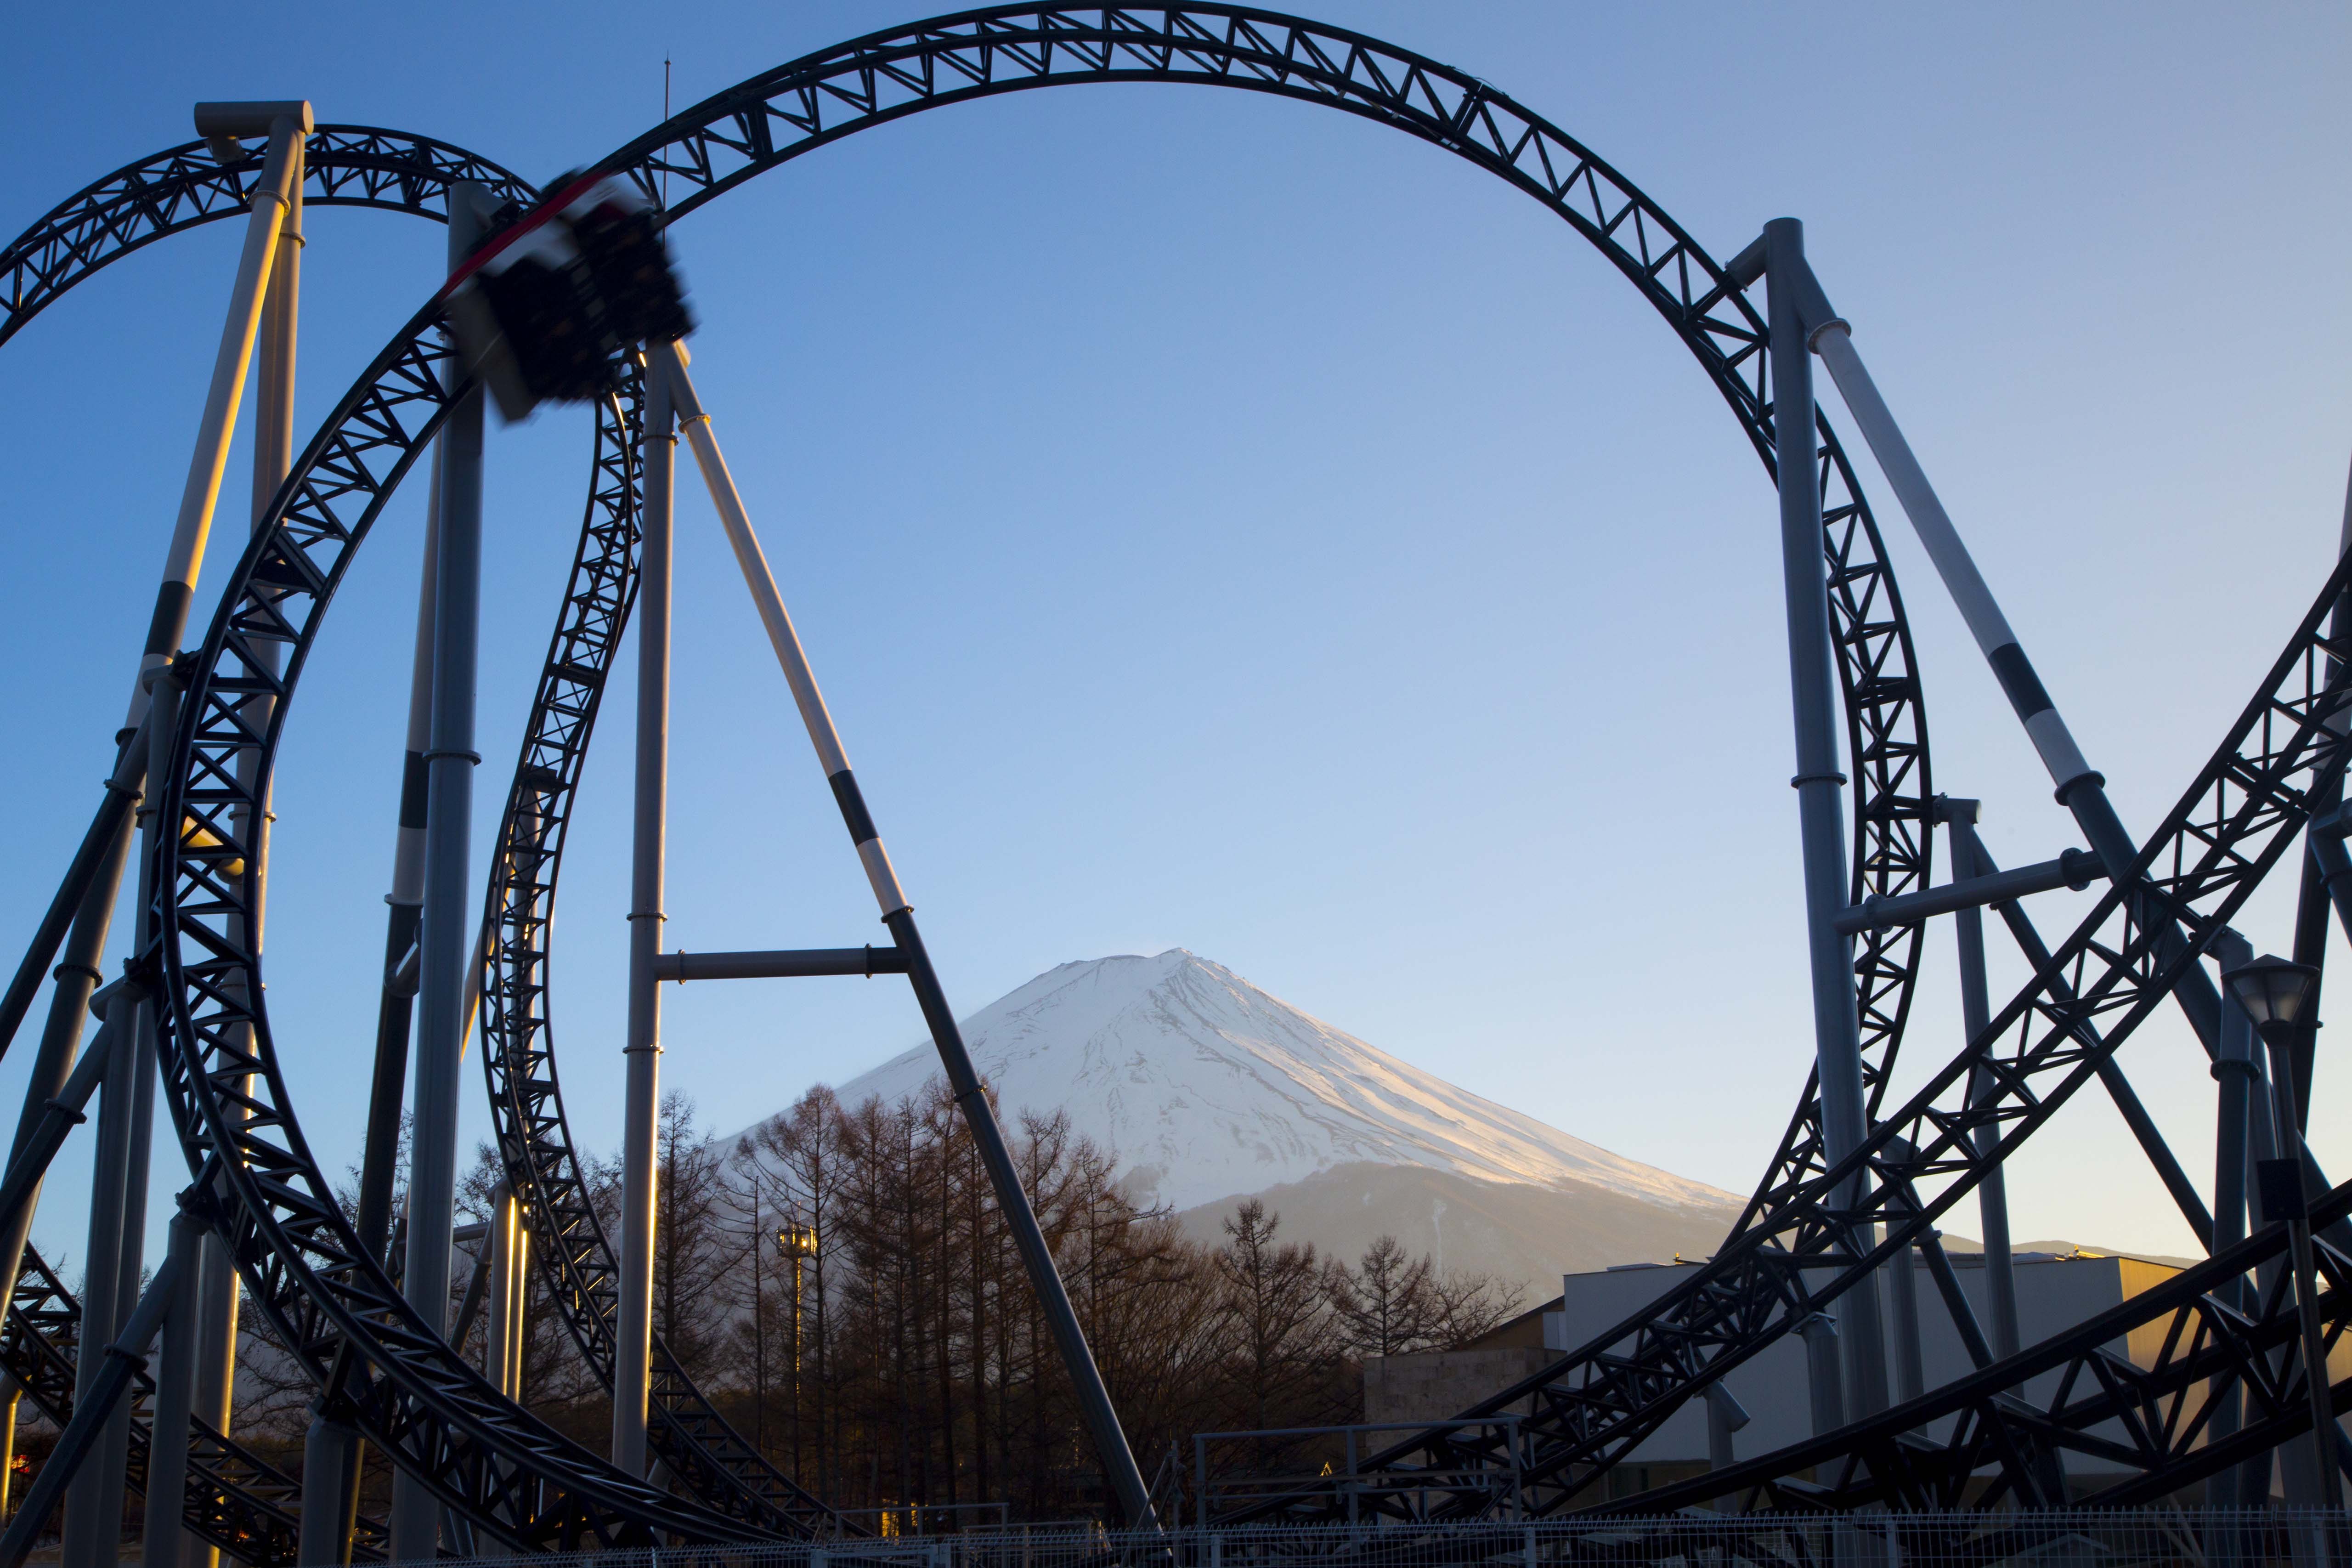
[1366, 1248, 2203, 1501]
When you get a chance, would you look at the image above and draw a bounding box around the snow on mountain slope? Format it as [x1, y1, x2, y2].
[802, 950, 1736, 1215]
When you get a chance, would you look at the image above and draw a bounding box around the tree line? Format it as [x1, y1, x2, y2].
[227, 1084, 1523, 1527]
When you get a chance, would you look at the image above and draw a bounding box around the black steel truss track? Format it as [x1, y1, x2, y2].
[0, 125, 541, 1557]
[0, 126, 533, 348]
[475, 383, 846, 1537]
[0, 120, 837, 1542]
[149, 300, 755, 1548]
[40, 4, 2326, 1539]
[1294, 548, 2352, 1518]
[599, 8, 1937, 1183]
[119, 6, 1943, 1542]
[1615, 1179, 2352, 1516]
[0, 1240, 391, 1565]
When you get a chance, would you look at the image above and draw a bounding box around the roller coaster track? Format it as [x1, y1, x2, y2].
[126, 7, 1939, 1536]
[1615, 1177, 2352, 1515]
[0, 124, 534, 1561]
[477, 0, 1939, 1528]
[0, 126, 534, 349]
[4, 117, 841, 1546]
[1306, 541, 2352, 1517]
[0, 1240, 390, 1562]
[11, 2, 2305, 1544]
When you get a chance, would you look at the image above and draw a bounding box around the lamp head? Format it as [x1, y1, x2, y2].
[2223, 952, 2320, 1031]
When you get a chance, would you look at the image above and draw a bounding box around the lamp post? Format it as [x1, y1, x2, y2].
[2223, 952, 2338, 1502]
[777, 1222, 817, 1481]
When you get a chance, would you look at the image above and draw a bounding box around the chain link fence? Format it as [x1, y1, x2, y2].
[402, 1511, 2352, 1568]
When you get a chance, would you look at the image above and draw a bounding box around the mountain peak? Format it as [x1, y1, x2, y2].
[796, 952, 1736, 1215]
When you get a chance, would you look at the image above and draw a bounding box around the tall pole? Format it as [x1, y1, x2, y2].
[486, 1184, 514, 1396]
[613, 358, 675, 1478]
[650, 340, 1157, 1526]
[60, 998, 134, 1568]
[2212, 932, 2258, 1513]
[1806, 303, 2224, 1054]
[139, 1213, 203, 1568]
[322, 241, 447, 1568]
[1945, 805, 2023, 1360]
[62, 666, 180, 1568]
[1763, 219, 1888, 1421]
[2256, 1014, 2340, 1507]
[127, 108, 308, 731]
[388, 182, 490, 1562]
[196, 133, 305, 1568]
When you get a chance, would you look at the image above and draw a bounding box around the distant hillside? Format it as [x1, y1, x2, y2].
[743, 950, 1742, 1294]
[1174, 1162, 1741, 1305]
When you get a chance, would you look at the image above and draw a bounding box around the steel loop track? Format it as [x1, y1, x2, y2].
[120, 7, 1945, 1541]
[0, 126, 534, 1560]
[2, 119, 876, 1545]
[0, 127, 534, 349]
[484, 0, 1931, 1519]
[40, 4, 2347, 1539]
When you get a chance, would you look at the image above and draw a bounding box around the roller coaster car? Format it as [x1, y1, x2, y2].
[443, 173, 694, 422]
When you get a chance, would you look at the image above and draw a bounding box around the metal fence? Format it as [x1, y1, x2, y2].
[397, 1511, 2352, 1568]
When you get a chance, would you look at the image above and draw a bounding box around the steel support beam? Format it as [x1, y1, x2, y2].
[612, 353, 674, 1479]
[2212, 930, 2259, 1508]
[1832, 848, 2101, 935]
[389, 182, 491, 1561]
[1940, 800, 2023, 1360]
[651, 338, 1158, 1528]
[1806, 281, 2225, 1057]
[0, 1227, 189, 1568]
[651, 946, 906, 982]
[1960, 820, 2216, 1250]
[125, 108, 307, 730]
[1764, 218, 1888, 1420]
[139, 1212, 203, 1568]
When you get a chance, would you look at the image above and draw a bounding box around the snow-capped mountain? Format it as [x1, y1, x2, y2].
[812, 949, 1735, 1217]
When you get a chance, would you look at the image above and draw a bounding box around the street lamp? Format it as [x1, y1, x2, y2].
[776, 1223, 818, 1478]
[2222, 952, 2337, 1500]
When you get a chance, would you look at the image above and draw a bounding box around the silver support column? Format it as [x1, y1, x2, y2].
[1886, 1245, 1923, 1405]
[127, 107, 309, 730]
[195, 128, 306, 1568]
[613, 359, 675, 1477]
[1807, 303, 2222, 1053]
[388, 182, 491, 1562]
[60, 1003, 134, 1568]
[64, 666, 179, 1568]
[1943, 801, 2022, 1359]
[1764, 218, 1888, 1421]
[1702, 1381, 1750, 1475]
[2211, 931, 2258, 1510]
[1798, 1311, 1844, 1437]
[139, 1211, 203, 1568]
[650, 340, 1158, 1527]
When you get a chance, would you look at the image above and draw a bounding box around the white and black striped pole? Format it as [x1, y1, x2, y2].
[126, 104, 310, 731]
[649, 340, 1158, 1528]
[1784, 257, 2225, 1050]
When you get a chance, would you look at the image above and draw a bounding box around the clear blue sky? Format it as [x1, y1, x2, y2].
[1, 3, 2347, 1279]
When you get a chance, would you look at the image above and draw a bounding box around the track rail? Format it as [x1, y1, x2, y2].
[1311, 543, 2352, 1517]
[1618, 1178, 2352, 1514]
[0, 125, 536, 1559]
[476, 383, 844, 1536]
[0, 126, 532, 348]
[0, 1240, 392, 1564]
[476, 0, 1936, 1518]
[0, 115, 858, 1540]
[119, 7, 1947, 1541]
